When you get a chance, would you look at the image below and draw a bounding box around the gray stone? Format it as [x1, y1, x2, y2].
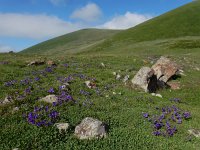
[188, 129, 200, 138]
[75, 117, 107, 140]
[131, 67, 154, 92]
[152, 56, 179, 82]
[27, 60, 45, 66]
[39, 95, 57, 104]
[123, 75, 130, 83]
[55, 123, 69, 133]
[0, 96, 13, 105]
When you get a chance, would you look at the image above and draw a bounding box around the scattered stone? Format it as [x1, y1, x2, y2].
[194, 67, 200, 71]
[85, 81, 96, 89]
[55, 123, 69, 133]
[0, 96, 13, 105]
[167, 81, 181, 90]
[27, 60, 45, 66]
[74, 117, 107, 140]
[12, 107, 19, 113]
[152, 56, 179, 82]
[47, 60, 56, 66]
[131, 67, 154, 92]
[188, 129, 200, 138]
[123, 75, 130, 83]
[151, 93, 163, 98]
[113, 72, 117, 76]
[116, 74, 121, 80]
[101, 63, 105, 67]
[39, 95, 57, 104]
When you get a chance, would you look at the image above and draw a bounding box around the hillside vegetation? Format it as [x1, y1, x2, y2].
[21, 29, 121, 55]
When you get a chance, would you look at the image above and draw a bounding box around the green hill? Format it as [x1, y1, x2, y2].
[21, 29, 121, 55]
[111, 0, 200, 42]
[83, 1, 200, 55]
[21, 1, 200, 56]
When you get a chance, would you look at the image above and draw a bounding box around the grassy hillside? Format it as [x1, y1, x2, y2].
[112, 0, 200, 42]
[83, 1, 200, 55]
[21, 29, 121, 55]
[0, 52, 200, 149]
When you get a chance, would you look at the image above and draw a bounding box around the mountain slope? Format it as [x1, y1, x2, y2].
[84, 1, 200, 54]
[21, 29, 121, 55]
[109, 1, 200, 43]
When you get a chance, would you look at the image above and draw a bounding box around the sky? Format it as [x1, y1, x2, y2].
[0, 0, 192, 52]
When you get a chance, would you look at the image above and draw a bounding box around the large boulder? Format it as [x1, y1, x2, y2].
[152, 56, 179, 83]
[39, 95, 58, 104]
[74, 117, 107, 140]
[131, 67, 154, 92]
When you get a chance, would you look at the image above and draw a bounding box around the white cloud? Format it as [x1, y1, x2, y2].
[70, 3, 102, 22]
[50, 0, 67, 6]
[99, 12, 153, 29]
[0, 13, 82, 39]
[0, 45, 13, 53]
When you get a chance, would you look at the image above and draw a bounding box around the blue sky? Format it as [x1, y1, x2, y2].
[0, 0, 192, 52]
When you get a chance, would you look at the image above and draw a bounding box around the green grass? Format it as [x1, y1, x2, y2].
[1, 1, 200, 149]
[21, 29, 121, 55]
[0, 53, 200, 150]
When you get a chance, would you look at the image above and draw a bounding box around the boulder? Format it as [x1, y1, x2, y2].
[152, 56, 179, 82]
[74, 117, 107, 140]
[39, 95, 58, 104]
[131, 67, 154, 92]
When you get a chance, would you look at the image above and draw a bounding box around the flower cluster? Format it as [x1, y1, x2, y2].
[142, 105, 191, 137]
[25, 105, 59, 127]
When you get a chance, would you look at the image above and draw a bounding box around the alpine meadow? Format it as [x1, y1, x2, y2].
[1, 1, 200, 150]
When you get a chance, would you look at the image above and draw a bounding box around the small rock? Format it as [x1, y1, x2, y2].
[12, 107, 19, 113]
[75, 117, 107, 140]
[85, 81, 96, 89]
[113, 92, 116, 95]
[113, 72, 117, 76]
[188, 129, 200, 138]
[151, 93, 163, 98]
[55, 123, 69, 133]
[123, 75, 129, 83]
[47, 60, 56, 66]
[27, 60, 45, 66]
[1, 96, 13, 105]
[101, 63, 105, 67]
[39, 95, 58, 104]
[167, 81, 181, 90]
[13, 148, 19, 150]
[116, 74, 121, 80]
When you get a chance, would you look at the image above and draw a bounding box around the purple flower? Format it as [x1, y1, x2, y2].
[48, 88, 55, 94]
[49, 111, 59, 119]
[153, 131, 161, 136]
[183, 112, 191, 119]
[177, 119, 182, 124]
[142, 113, 149, 118]
[154, 122, 163, 130]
